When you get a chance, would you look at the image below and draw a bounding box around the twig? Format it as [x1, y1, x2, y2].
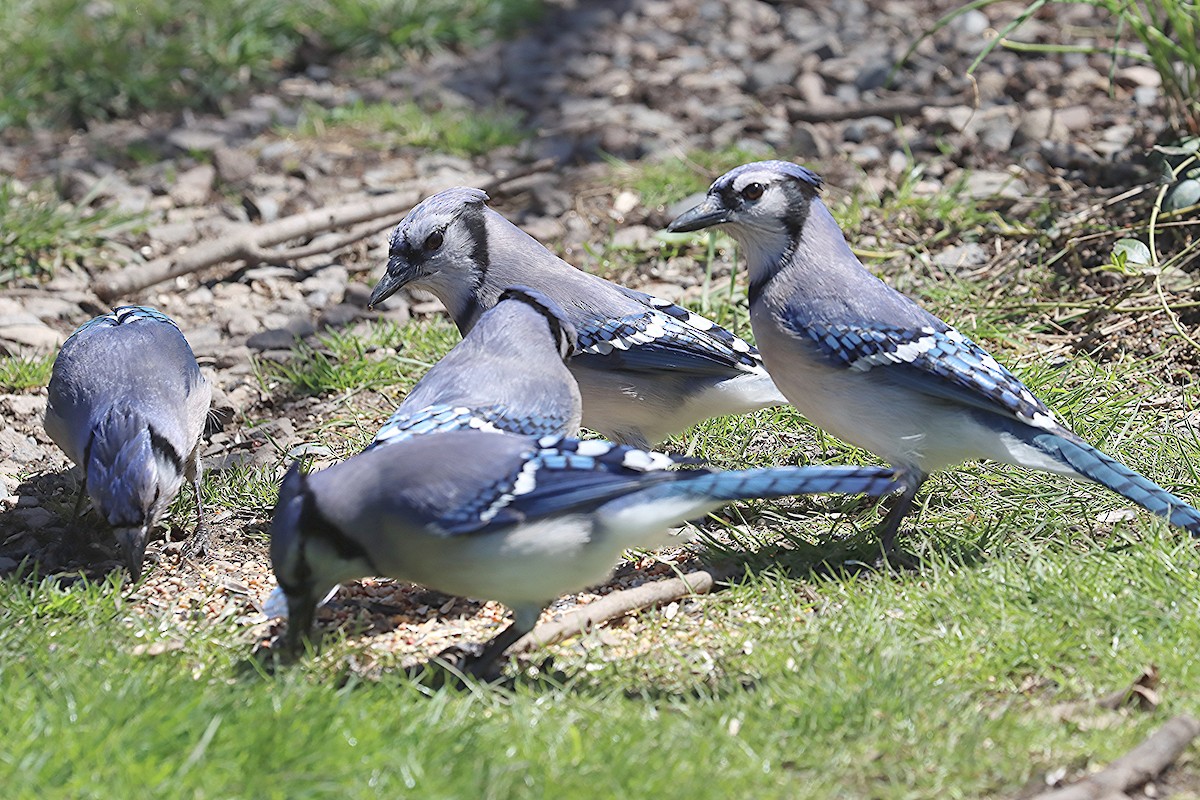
[509, 567, 733, 655]
[1028, 714, 1200, 800]
[94, 159, 554, 301]
[788, 92, 969, 123]
[241, 218, 398, 266]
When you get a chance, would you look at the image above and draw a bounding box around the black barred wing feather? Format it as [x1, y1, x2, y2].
[67, 305, 179, 342]
[575, 308, 765, 377]
[793, 318, 1057, 430]
[368, 404, 568, 450]
[436, 437, 702, 535]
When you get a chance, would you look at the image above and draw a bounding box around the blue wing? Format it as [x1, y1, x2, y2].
[67, 305, 180, 342]
[367, 403, 569, 450]
[438, 437, 702, 535]
[574, 306, 766, 376]
[784, 315, 1057, 429]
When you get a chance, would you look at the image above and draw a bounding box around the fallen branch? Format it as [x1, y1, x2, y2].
[510, 567, 731, 655]
[1028, 714, 1200, 800]
[94, 159, 554, 301]
[789, 92, 970, 123]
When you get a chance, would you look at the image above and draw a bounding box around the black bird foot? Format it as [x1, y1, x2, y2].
[431, 643, 507, 682]
[179, 523, 211, 562]
[876, 542, 922, 572]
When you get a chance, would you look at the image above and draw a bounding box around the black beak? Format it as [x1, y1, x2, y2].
[115, 524, 150, 583]
[367, 256, 410, 309]
[667, 196, 732, 233]
[284, 591, 316, 653]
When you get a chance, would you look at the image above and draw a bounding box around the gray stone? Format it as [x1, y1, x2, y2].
[855, 59, 892, 92]
[963, 170, 1028, 199]
[933, 243, 988, 269]
[246, 329, 302, 351]
[213, 147, 257, 184]
[167, 128, 226, 153]
[0, 323, 63, 354]
[1, 395, 45, 420]
[169, 164, 216, 206]
[610, 225, 657, 250]
[13, 506, 54, 531]
[319, 304, 360, 329]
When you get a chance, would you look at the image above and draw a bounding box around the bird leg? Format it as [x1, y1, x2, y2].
[70, 476, 89, 521]
[179, 478, 209, 561]
[876, 471, 926, 561]
[434, 613, 539, 680]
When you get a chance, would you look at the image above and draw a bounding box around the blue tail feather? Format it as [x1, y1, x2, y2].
[678, 465, 900, 503]
[1032, 432, 1200, 535]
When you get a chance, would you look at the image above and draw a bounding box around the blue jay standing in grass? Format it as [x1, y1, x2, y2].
[44, 306, 212, 580]
[668, 160, 1200, 551]
[367, 286, 582, 448]
[268, 429, 900, 674]
[367, 187, 788, 448]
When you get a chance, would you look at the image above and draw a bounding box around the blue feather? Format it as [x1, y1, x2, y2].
[575, 310, 762, 376]
[785, 317, 1055, 428]
[1031, 431, 1200, 535]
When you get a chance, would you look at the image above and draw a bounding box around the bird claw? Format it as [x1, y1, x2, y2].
[432, 644, 505, 681]
[179, 523, 210, 562]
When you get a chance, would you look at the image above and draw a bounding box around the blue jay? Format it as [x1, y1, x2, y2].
[44, 306, 212, 579]
[367, 187, 788, 448]
[268, 428, 900, 673]
[368, 286, 582, 449]
[668, 160, 1200, 551]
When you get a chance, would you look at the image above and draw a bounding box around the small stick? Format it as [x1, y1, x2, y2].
[1028, 714, 1200, 800]
[789, 92, 969, 123]
[94, 159, 554, 301]
[510, 567, 730, 655]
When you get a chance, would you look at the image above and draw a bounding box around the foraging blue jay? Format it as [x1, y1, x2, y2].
[668, 160, 1200, 551]
[367, 187, 788, 448]
[368, 286, 582, 449]
[268, 428, 900, 673]
[44, 306, 212, 579]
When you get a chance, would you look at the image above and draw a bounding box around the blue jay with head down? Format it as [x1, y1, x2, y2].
[367, 187, 788, 449]
[368, 286, 582, 449]
[44, 306, 212, 579]
[268, 428, 900, 674]
[668, 160, 1200, 551]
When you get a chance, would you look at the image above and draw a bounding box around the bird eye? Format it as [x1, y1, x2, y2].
[423, 231, 444, 252]
[741, 183, 764, 201]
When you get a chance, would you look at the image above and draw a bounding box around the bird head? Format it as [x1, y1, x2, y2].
[87, 406, 186, 581]
[369, 187, 492, 322]
[668, 161, 824, 273]
[496, 286, 579, 363]
[269, 461, 374, 652]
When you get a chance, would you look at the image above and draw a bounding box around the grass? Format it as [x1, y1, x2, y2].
[0, 0, 542, 129]
[291, 100, 527, 156]
[610, 145, 777, 210]
[0, 179, 139, 286]
[4, 492, 1200, 797]
[0, 354, 53, 392]
[255, 318, 458, 397]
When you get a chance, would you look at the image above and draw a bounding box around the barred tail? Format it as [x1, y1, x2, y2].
[1033, 432, 1200, 535]
[682, 465, 901, 503]
[595, 465, 900, 547]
